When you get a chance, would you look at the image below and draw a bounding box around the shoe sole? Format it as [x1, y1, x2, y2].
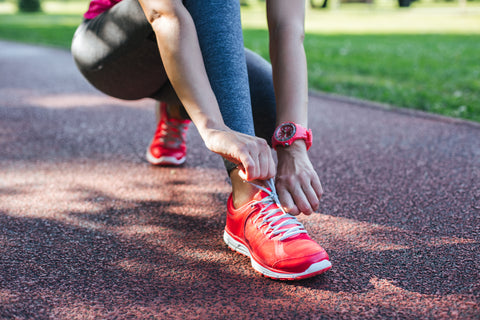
[146, 147, 186, 166]
[223, 230, 332, 280]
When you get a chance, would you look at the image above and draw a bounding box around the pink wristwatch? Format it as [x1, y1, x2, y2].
[272, 122, 312, 151]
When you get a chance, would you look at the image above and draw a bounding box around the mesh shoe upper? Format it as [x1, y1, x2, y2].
[146, 102, 191, 165]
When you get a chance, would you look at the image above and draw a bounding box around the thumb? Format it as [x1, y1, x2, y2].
[237, 165, 248, 181]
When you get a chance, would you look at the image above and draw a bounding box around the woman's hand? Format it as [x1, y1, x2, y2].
[275, 140, 323, 216]
[204, 128, 276, 181]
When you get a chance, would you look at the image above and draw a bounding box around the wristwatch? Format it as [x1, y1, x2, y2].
[271, 121, 312, 151]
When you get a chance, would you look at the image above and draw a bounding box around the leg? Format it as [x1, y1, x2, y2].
[232, 49, 276, 206]
[72, 0, 192, 165]
[182, 0, 255, 137]
[245, 48, 276, 144]
[147, 48, 275, 168]
[182, 0, 269, 208]
[152, 48, 277, 136]
[71, 0, 168, 100]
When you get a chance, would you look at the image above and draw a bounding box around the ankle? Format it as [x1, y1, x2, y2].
[229, 169, 264, 209]
[166, 104, 189, 121]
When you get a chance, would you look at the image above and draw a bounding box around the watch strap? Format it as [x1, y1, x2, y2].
[272, 122, 312, 151]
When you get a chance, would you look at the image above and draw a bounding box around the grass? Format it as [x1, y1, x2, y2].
[0, 13, 81, 47]
[1, 0, 479, 122]
[244, 30, 480, 121]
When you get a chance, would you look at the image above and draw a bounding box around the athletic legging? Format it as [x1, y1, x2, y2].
[71, 0, 276, 171]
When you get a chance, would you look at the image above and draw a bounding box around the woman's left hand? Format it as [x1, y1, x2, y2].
[275, 140, 323, 216]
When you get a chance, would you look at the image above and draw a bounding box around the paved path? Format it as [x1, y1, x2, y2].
[0, 40, 479, 319]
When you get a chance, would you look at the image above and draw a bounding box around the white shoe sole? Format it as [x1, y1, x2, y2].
[146, 147, 186, 166]
[223, 230, 331, 280]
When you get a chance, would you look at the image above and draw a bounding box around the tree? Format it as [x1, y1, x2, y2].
[398, 0, 411, 7]
[18, 0, 41, 12]
[310, 0, 329, 8]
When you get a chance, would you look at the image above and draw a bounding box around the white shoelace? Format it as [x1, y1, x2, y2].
[249, 178, 307, 241]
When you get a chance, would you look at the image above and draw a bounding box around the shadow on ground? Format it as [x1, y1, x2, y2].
[1, 40, 479, 319]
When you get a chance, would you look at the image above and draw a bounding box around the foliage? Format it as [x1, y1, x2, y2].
[18, 0, 41, 12]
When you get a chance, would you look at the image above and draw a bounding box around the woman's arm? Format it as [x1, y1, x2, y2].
[267, 0, 323, 215]
[138, 0, 275, 181]
[267, 0, 308, 127]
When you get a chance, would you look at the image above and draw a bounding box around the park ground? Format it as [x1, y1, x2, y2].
[0, 1, 480, 319]
[0, 38, 479, 319]
[0, 0, 479, 121]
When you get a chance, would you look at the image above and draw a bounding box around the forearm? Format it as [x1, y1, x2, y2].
[139, 0, 228, 139]
[267, 0, 309, 127]
[266, 1, 323, 215]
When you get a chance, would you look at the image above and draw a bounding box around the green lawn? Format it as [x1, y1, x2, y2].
[1, 0, 479, 122]
[244, 30, 480, 121]
[0, 13, 81, 47]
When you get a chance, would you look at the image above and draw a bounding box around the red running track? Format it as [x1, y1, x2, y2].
[0, 40, 479, 319]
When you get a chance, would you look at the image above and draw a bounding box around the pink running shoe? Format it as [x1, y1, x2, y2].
[224, 179, 331, 280]
[146, 102, 191, 166]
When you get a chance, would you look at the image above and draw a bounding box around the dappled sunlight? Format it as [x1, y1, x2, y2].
[25, 93, 151, 109]
[0, 88, 36, 98]
[241, 2, 480, 34]
[305, 214, 477, 253]
[313, 277, 478, 317]
[1, 18, 479, 317]
[1, 105, 478, 318]
[114, 242, 244, 279]
[356, 277, 478, 317]
[0, 160, 230, 229]
[0, 289, 20, 312]
[0, 2, 16, 14]
[273, 275, 479, 318]
[1, 159, 478, 317]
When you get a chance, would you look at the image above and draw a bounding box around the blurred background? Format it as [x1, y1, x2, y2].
[0, 0, 479, 122]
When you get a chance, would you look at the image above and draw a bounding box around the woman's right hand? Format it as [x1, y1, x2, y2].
[204, 128, 276, 181]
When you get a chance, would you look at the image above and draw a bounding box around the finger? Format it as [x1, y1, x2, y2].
[267, 151, 276, 179]
[260, 152, 276, 180]
[277, 185, 299, 216]
[258, 151, 270, 180]
[253, 139, 273, 180]
[291, 183, 314, 215]
[302, 181, 320, 213]
[238, 166, 248, 180]
[251, 151, 263, 180]
[311, 174, 324, 200]
[244, 153, 262, 181]
[239, 154, 256, 181]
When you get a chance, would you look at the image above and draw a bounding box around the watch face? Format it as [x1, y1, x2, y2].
[275, 122, 296, 142]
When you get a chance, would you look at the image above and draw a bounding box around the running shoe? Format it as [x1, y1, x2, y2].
[224, 179, 331, 280]
[146, 102, 191, 165]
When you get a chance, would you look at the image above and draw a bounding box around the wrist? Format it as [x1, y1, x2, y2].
[271, 121, 312, 151]
[276, 139, 308, 157]
[197, 118, 229, 141]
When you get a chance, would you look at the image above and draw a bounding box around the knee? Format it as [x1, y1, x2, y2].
[245, 49, 272, 79]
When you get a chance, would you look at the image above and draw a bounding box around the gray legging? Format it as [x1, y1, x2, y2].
[71, 0, 276, 170]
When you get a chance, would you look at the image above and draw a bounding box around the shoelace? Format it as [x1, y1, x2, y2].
[249, 178, 307, 241]
[156, 118, 189, 148]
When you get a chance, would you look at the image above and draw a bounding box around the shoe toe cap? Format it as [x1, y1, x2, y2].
[272, 240, 329, 273]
